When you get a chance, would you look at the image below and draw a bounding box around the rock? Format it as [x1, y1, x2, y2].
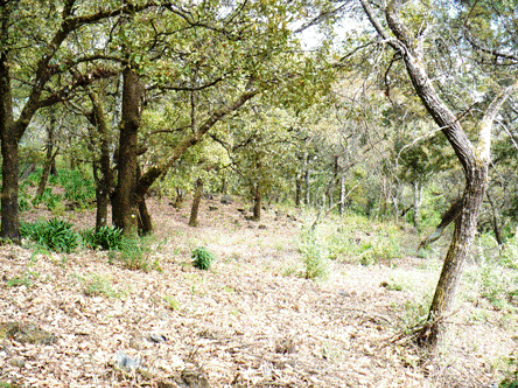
[237, 208, 246, 214]
[208, 206, 218, 211]
[149, 333, 168, 343]
[115, 350, 141, 370]
[181, 368, 210, 388]
[220, 195, 233, 204]
[258, 225, 267, 230]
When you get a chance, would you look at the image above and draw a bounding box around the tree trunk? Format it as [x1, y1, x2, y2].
[418, 169, 486, 347]
[87, 87, 114, 230]
[359, 0, 517, 348]
[304, 154, 311, 206]
[36, 115, 58, 198]
[487, 191, 503, 245]
[252, 184, 261, 221]
[189, 178, 204, 227]
[295, 176, 302, 208]
[138, 198, 153, 235]
[413, 180, 422, 230]
[0, 56, 20, 241]
[112, 67, 142, 236]
[339, 174, 345, 215]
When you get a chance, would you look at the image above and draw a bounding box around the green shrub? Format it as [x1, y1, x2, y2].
[109, 236, 157, 271]
[192, 247, 216, 270]
[83, 274, 122, 298]
[500, 353, 518, 388]
[299, 230, 329, 280]
[21, 219, 79, 253]
[59, 169, 95, 208]
[32, 188, 63, 211]
[82, 226, 123, 251]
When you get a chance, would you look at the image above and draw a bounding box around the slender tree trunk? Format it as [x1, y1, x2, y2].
[295, 176, 302, 208]
[87, 87, 114, 230]
[304, 154, 310, 206]
[359, 0, 517, 348]
[487, 191, 503, 245]
[189, 178, 204, 227]
[36, 115, 57, 198]
[339, 173, 346, 215]
[112, 67, 142, 236]
[413, 180, 422, 230]
[252, 184, 261, 221]
[418, 168, 486, 347]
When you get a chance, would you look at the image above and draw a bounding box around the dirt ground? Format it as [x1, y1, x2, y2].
[0, 196, 516, 387]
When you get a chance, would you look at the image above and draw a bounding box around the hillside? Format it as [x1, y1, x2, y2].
[0, 196, 516, 387]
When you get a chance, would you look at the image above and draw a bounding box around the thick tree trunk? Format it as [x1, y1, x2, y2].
[112, 67, 142, 236]
[138, 198, 153, 235]
[1, 140, 20, 242]
[188, 178, 204, 227]
[0, 56, 20, 241]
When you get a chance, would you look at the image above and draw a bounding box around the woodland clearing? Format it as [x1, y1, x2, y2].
[0, 196, 516, 388]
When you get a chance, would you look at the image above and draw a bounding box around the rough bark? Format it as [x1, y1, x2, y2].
[87, 88, 114, 230]
[360, 0, 517, 348]
[138, 198, 153, 235]
[188, 178, 204, 227]
[418, 199, 462, 250]
[112, 67, 142, 236]
[413, 180, 422, 230]
[252, 184, 261, 221]
[36, 115, 58, 198]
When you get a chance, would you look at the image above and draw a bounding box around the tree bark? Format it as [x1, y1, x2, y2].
[112, 67, 142, 236]
[36, 114, 58, 198]
[87, 87, 114, 230]
[360, 0, 517, 348]
[413, 180, 422, 230]
[252, 183, 261, 221]
[188, 178, 204, 227]
[295, 176, 302, 208]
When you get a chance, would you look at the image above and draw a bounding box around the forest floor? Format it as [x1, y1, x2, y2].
[0, 195, 517, 387]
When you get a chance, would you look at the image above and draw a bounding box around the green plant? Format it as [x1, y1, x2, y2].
[192, 247, 216, 270]
[299, 230, 329, 280]
[32, 188, 63, 211]
[163, 295, 181, 311]
[109, 236, 156, 271]
[82, 226, 123, 251]
[21, 219, 79, 253]
[84, 274, 122, 298]
[59, 169, 96, 208]
[500, 353, 518, 388]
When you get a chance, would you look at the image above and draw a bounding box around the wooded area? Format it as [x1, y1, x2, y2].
[0, 0, 517, 387]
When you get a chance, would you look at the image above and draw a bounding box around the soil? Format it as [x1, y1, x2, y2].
[0, 196, 516, 387]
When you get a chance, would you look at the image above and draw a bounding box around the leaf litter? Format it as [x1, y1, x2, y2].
[0, 197, 516, 387]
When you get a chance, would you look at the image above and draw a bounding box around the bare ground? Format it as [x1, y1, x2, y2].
[0, 196, 516, 387]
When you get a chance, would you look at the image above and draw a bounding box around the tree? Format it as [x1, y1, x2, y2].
[0, 0, 157, 241]
[358, 0, 517, 347]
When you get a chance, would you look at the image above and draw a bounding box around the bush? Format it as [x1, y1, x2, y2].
[108, 236, 158, 272]
[192, 247, 216, 270]
[299, 230, 329, 280]
[59, 169, 96, 208]
[32, 188, 63, 211]
[21, 219, 79, 253]
[82, 226, 123, 251]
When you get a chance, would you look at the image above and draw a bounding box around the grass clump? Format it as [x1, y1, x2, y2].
[109, 236, 158, 272]
[192, 247, 216, 270]
[21, 219, 79, 253]
[83, 273, 123, 298]
[82, 226, 123, 251]
[299, 229, 329, 280]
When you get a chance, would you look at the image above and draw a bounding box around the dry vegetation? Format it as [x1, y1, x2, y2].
[0, 196, 516, 387]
